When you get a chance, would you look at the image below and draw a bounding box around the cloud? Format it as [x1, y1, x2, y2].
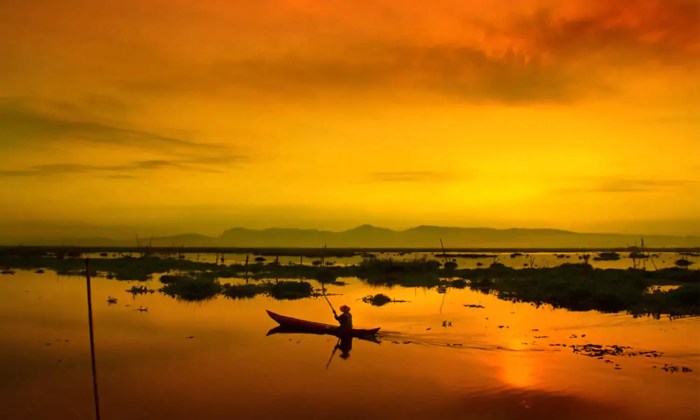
[593, 179, 692, 192]
[0, 155, 247, 178]
[514, 1, 699, 62]
[561, 178, 693, 193]
[117, 44, 589, 103]
[113, 0, 699, 104]
[0, 100, 216, 150]
[1, 1, 696, 106]
[368, 171, 456, 182]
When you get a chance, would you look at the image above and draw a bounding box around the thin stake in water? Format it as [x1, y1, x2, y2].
[85, 259, 101, 420]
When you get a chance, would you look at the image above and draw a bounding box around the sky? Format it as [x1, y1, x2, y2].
[1, 0, 699, 241]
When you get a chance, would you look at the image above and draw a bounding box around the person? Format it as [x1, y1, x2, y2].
[334, 305, 353, 330]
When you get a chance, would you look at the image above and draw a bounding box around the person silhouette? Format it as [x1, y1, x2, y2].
[334, 305, 353, 331]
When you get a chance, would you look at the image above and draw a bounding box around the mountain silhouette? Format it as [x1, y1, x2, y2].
[13, 225, 700, 248]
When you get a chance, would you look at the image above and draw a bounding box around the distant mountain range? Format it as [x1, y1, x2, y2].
[12, 225, 700, 248]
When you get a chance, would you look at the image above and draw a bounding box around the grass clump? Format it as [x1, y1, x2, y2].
[268, 281, 313, 300]
[314, 269, 338, 284]
[361, 293, 409, 306]
[594, 252, 621, 261]
[675, 259, 693, 268]
[160, 272, 222, 301]
[637, 283, 700, 318]
[356, 258, 441, 287]
[222, 283, 269, 299]
[362, 293, 392, 306]
[126, 285, 155, 296]
[159, 274, 188, 284]
[463, 264, 700, 317]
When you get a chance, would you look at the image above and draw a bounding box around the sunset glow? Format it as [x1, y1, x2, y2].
[2, 0, 698, 241]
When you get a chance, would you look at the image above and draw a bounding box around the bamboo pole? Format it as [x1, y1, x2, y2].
[85, 259, 101, 420]
[439, 239, 448, 265]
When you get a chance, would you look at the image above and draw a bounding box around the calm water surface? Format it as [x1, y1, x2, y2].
[86, 250, 700, 270]
[1, 269, 699, 420]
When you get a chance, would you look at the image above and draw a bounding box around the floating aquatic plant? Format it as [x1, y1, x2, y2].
[160, 272, 222, 301]
[268, 281, 313, 300]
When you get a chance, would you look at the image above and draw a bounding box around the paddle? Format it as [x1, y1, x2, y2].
[318, 243, 337, 318]
[321, 282, 337, 318]
[326, 337, 341, 369]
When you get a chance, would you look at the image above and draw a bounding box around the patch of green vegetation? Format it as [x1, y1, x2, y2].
[437, 253, 497, 258]
[160, 272, 222, 301]
[463, 264, 699, 317]
[268, 281, 313, 300]
[0, 249, 224, 281]
[594, 252, 621, 261]
[221, 283, 269, 299]
[1, 248, 697, 315]
[446, 278, 468, 289]
[362, 293, 392, 306]
[314, 269, 337, 284]
[356, 258, 441, 287]
[252, 249, 357, 258]
[675, 259, 693, 268]
[361, 293, 409, 306]
[443, 261, 458, 270]
[639, 283, 700, 318]
[159, 274, 187, 284]
[126, 285, 155, 296]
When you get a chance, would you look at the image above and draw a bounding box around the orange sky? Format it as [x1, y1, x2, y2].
[1, 0, 699, 241]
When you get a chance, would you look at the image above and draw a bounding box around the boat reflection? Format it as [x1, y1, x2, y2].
[266, 325, 381, 344]
[266, 326, 380, 366]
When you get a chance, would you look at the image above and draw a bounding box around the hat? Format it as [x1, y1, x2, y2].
[340, 305, 351, 313]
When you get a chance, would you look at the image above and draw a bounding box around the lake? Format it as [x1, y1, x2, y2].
[1, 260, 699, 420]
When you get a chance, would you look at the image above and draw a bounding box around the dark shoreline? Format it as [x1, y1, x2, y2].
[2, 245, 699, 255]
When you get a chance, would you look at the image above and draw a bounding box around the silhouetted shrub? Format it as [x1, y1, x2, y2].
[269, 281, 313, 300]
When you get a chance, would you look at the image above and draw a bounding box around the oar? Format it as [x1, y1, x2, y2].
[326, 337, 341, 369]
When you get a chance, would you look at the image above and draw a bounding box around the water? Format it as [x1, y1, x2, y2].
[1, 269, 698, 420]
[84, 250, 700, 270]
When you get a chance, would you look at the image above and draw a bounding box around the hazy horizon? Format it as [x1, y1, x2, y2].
[3, 218, 700, 243]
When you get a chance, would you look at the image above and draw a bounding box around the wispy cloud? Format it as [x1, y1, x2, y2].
[369, 171, 456, 182]
[118, 45, 589, 103]
[561, 177, 693, 193]
[0, 100, 216, 150]
[0, 155, 248, 178]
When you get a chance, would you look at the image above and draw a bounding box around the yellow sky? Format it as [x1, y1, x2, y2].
[1, 0, 699, 240]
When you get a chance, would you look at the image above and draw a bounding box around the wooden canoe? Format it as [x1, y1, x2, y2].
[266, 310, 380, 339]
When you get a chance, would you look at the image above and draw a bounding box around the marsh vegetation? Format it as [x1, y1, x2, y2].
[1, 247, 698, 316]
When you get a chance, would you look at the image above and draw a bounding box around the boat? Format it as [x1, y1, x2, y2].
[266, 310, 380, 340]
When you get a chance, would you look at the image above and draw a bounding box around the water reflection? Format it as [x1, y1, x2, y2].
[267, 326, 380, 344]
[267, 327, 359, 365]
[336, 336, 353, 360]
[267, 327, 381, 365]
[1, 270, 698, 420]
[450, 386, 625, 420]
